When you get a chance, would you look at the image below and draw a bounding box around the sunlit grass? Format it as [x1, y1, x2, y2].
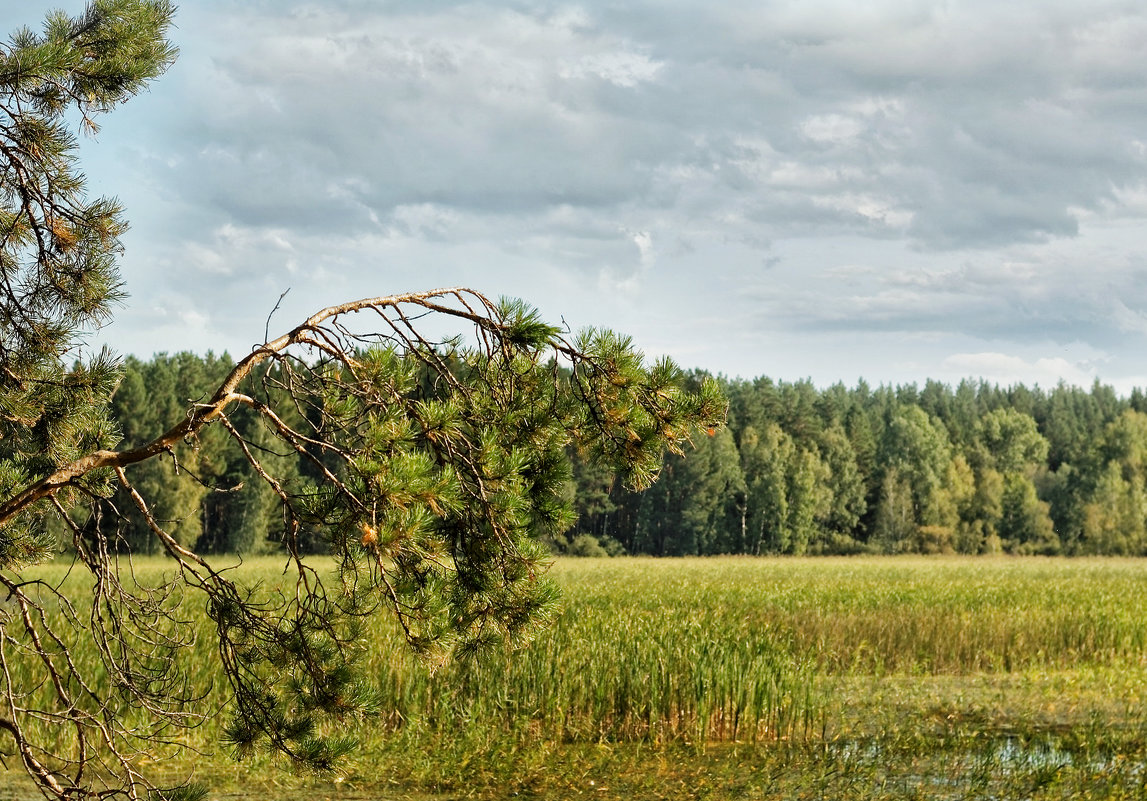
[6, 555, 1147, 799]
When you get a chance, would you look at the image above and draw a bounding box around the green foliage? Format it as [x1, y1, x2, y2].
[872, 467, 915, 553]
[85, 308, 731, 787]
[0, 4, 727, 797]
[880, 406, 953, 528]
[89, 351, 1147, 561]
[976, 407, 1050, 473]
[813, 422, 867, 545]
[634, 426, 743, 555]
[565, 533, 609, 557]
[741, 424, 793, 554]
[564, 374, 1147, 558]
[999, 472, 1058, 554]
[0, 0, 176, 562]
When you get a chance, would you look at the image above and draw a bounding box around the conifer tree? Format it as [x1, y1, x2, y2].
[0, 4, 725, 798]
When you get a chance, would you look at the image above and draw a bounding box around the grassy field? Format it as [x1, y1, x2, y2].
[5, 556, 1147, 800]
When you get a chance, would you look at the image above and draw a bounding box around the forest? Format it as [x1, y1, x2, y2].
[88, 351, 1147, 559]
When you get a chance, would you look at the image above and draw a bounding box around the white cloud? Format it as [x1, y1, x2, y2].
[810, 192, 914, 229]
[10, 0, 1147, 391]
[1111, 299, 1147, 337]
[630, 230, 655, 268]
[941, 352, 1098, 388]
[800, 114, 865, 144]
[389, 204, 460, 240]
[559, 51, 664, 87]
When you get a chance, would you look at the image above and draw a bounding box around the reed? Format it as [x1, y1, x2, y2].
[5, 554, 1147, 799]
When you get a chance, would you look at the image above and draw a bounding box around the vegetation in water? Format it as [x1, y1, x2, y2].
[4, 555, 1145, 800]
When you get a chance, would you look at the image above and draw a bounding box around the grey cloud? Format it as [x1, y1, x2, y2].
[178, 18, 675, 232]
[122, 0, 1147, 259]
[13, 0, 1147, 389]
[14, 0, 1147, 252]
[751, 244, 1147, 349]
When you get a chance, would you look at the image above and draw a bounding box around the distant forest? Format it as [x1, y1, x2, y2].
[81, 352, 1147, 557]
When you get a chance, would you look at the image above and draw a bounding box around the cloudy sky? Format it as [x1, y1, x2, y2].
[7, 1, 1147, 392]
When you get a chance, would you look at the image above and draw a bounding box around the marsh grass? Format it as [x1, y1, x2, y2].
[4, 555, 1147, 799]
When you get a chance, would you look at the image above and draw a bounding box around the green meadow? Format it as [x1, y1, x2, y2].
[6, 556, 1147, 800]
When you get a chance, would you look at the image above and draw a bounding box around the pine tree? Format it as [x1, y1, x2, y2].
[0, 0, 177, 566]
[0, 5, 727, 798]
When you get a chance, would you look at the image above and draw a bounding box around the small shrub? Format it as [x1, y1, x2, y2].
[567, 534, 609, 557]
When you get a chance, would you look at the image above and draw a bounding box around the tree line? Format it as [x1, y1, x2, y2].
[568, 373, 1147, 557]
[95, 353, 1147, 558]
[69, 350, 385, 556]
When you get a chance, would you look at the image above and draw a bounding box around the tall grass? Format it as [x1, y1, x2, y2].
[346, 555, 1147, 752]
[7, 555, 1147, 795]
[369, 560, 819, 745]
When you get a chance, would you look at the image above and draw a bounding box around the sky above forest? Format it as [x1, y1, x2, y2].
[6, 1, 1147, 393]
